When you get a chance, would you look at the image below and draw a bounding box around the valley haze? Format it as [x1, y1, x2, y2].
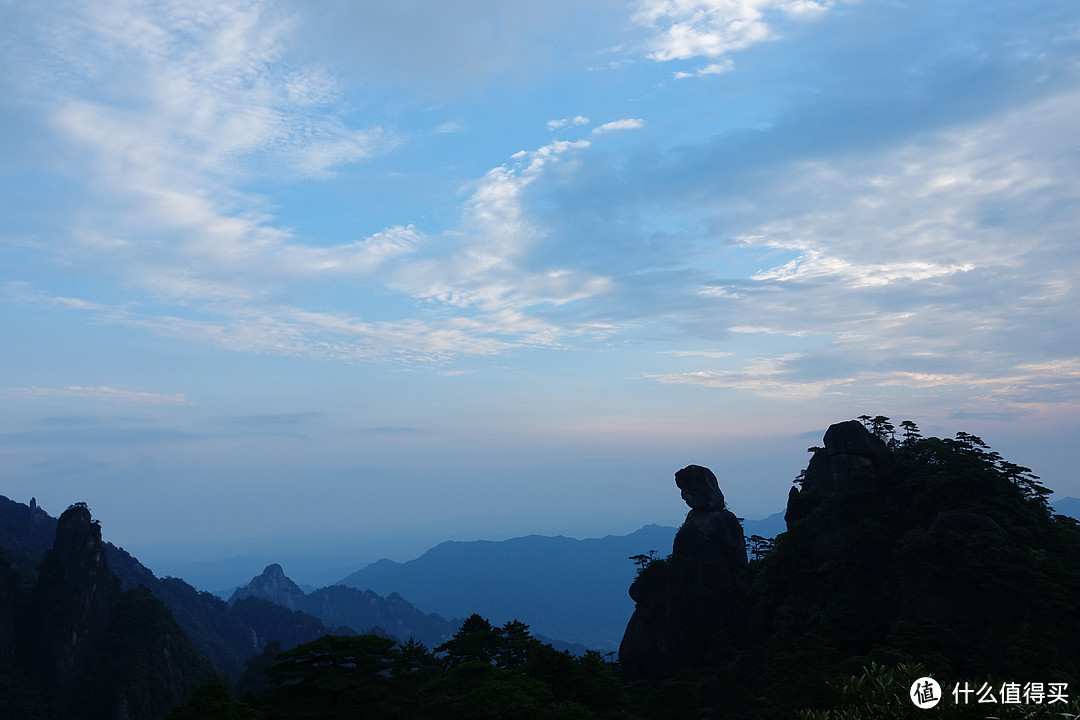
[1, 0, 1078, 568]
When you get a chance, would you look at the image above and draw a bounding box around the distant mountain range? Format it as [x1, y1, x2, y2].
[0, 495, 459, 680]
[337, 525, 671, 652]
[228, 563, 457, 650]
[6, 491, 1076, 665]
[1053, 496, 1080, 519]
[332, 512, 786, 652]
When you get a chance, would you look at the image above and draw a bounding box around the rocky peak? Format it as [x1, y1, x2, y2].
[786, 420, 895, 527]
[619, 465, 749, 678]
[36, 503, 120, 688]
[811, 420, 893, 488]
[50, 504, 112, 573]
[229, 563, 307, 611]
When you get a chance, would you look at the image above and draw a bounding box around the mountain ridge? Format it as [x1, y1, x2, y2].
[338, 524, 678, 651]
[229, 563, 458, 650]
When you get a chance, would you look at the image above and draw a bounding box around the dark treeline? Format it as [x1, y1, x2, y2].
[172, 615, 633, 720]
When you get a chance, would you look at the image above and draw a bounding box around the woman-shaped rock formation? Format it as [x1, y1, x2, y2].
[619, 465, 749, 678]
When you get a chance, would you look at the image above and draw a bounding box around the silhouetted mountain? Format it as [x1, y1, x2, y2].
[146, 553, 376, 596]
[0, 504, 214, 720]
[98, 539, 259, 678]
[229, 562, 308, 610]
[0, 495, 333, 681]
[231, 563, 456, 649]
[230, 595, 341, 650]
[621, 418, 1080, 719]
[743, 511, 785, 539]
[332, 516, 787, 654]
[304, 585, 455, 648]
[1053, 496, 1080, 520]
[339, 524, 679, 651]
[0, 494, 57, 579]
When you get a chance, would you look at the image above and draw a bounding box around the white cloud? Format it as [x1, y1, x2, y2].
[4, 0, 425, 328]
[750, 250, 974, 286]
[38, 2, 382, 180]
[633, 0, 835, 62]
[728, 326, 815, 336]
[435, 121, 465, 134]
[547, 115, 591, 131]
[674, 58, 735, 79]
[394, 138, 613, 317]
[591, 118, 647, 135]
[725, 88, 1080, 298]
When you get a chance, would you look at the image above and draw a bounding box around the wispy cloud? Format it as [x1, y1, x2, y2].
[594, 78, 1080, 414]
[674, 59, 734, 79]
[547, 115, 591, 131]
[23, 1, 402, 300]
[392, 138, 613, 321]
[3, 282, 110, 311]
[648, 355, 1080, 411]
[4, 0, 1078, 411]
[2, 386, 191, 406]
[434, 121, 465, 134]
[591, 118, 646, 135]
[3, 2, 631, 364]
[660, 349, 734, 359]
[2, 124, 617, 367]
[750, 250, 974, 287]
[646, 354, 836, 399]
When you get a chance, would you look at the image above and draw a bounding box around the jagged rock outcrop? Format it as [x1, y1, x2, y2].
[0, 494, 61, 578]
[36, 504, 121, 688]
[4, 495, 390, 680]
[304, 585, 456, 648]
[619, 465, 749, 678]
[232, 564, 457, 649]
[229, 563, 308, 611]
[786, 419, 894, 527]
[1, 503, 214, 720]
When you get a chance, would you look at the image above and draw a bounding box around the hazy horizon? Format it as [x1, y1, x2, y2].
[3, 0, 1078, 569]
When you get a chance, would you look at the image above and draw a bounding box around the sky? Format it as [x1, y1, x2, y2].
[2, 0, 1079, 571]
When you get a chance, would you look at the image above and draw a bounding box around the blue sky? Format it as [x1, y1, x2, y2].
[2, 0, 1079, 567]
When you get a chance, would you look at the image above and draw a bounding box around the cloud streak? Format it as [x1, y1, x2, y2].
[2, 386, 191, 406]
